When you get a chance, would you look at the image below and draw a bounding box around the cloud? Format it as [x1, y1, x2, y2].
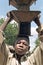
[10, 20, 18, 27]
[10, 20, 18, 24]
[31, 27, 38, 35]
[0, 16, 4, 19]
[30, 26, 38, 51]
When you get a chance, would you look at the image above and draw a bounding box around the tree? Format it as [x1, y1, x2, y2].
[0, 18, 19, 45]
[0, 18, 4, 25]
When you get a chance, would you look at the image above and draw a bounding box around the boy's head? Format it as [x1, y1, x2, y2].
[13, 37, 30, 55]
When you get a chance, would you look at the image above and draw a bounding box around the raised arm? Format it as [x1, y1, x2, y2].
[0, 12, 13, 44]
[0, 12, 13, 65]
[36, 24, 43, 50]
[0, 12, 12, 31]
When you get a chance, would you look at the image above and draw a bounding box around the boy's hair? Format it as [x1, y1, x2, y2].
[13, 37, 30, 46]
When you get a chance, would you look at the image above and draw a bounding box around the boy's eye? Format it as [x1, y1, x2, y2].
[17, 41, 28, 46]
[17, 41, 21, 44]
[23, 42, 28, 46]
[17, 42, 20, 44]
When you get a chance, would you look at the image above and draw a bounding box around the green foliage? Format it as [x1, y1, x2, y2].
[4, 23, 18, 45]
[0, 18, 4, 25]
[35, 38, 40, 47]
[0, 18, 19, 45]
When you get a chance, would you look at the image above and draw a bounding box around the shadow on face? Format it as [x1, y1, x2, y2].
[13, 38, 30, 55]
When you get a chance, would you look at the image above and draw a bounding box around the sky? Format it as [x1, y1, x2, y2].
[0, 0, 43, 51]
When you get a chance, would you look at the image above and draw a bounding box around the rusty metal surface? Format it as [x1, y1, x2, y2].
[9, 0, 36, 8]
[9, 10, 40, 23]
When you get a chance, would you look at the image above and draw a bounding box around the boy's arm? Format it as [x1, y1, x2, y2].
[36, 24, 43, 50]
[0, 12, 13, 45]
[0, 14, 10, 47]
[0, 12, 13, 65]
[0, 12, 12, 31]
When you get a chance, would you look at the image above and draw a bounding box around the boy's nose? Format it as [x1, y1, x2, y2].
[19, 43, 23, 47]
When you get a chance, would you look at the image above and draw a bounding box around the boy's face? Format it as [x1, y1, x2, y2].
[14, 39, 30, 55]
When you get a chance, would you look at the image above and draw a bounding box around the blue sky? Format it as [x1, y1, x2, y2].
[0, 0, 43, 26]
[0, 0, 43, 51]
[0, 0, 16, 17]
[30, 0, 43, 26]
